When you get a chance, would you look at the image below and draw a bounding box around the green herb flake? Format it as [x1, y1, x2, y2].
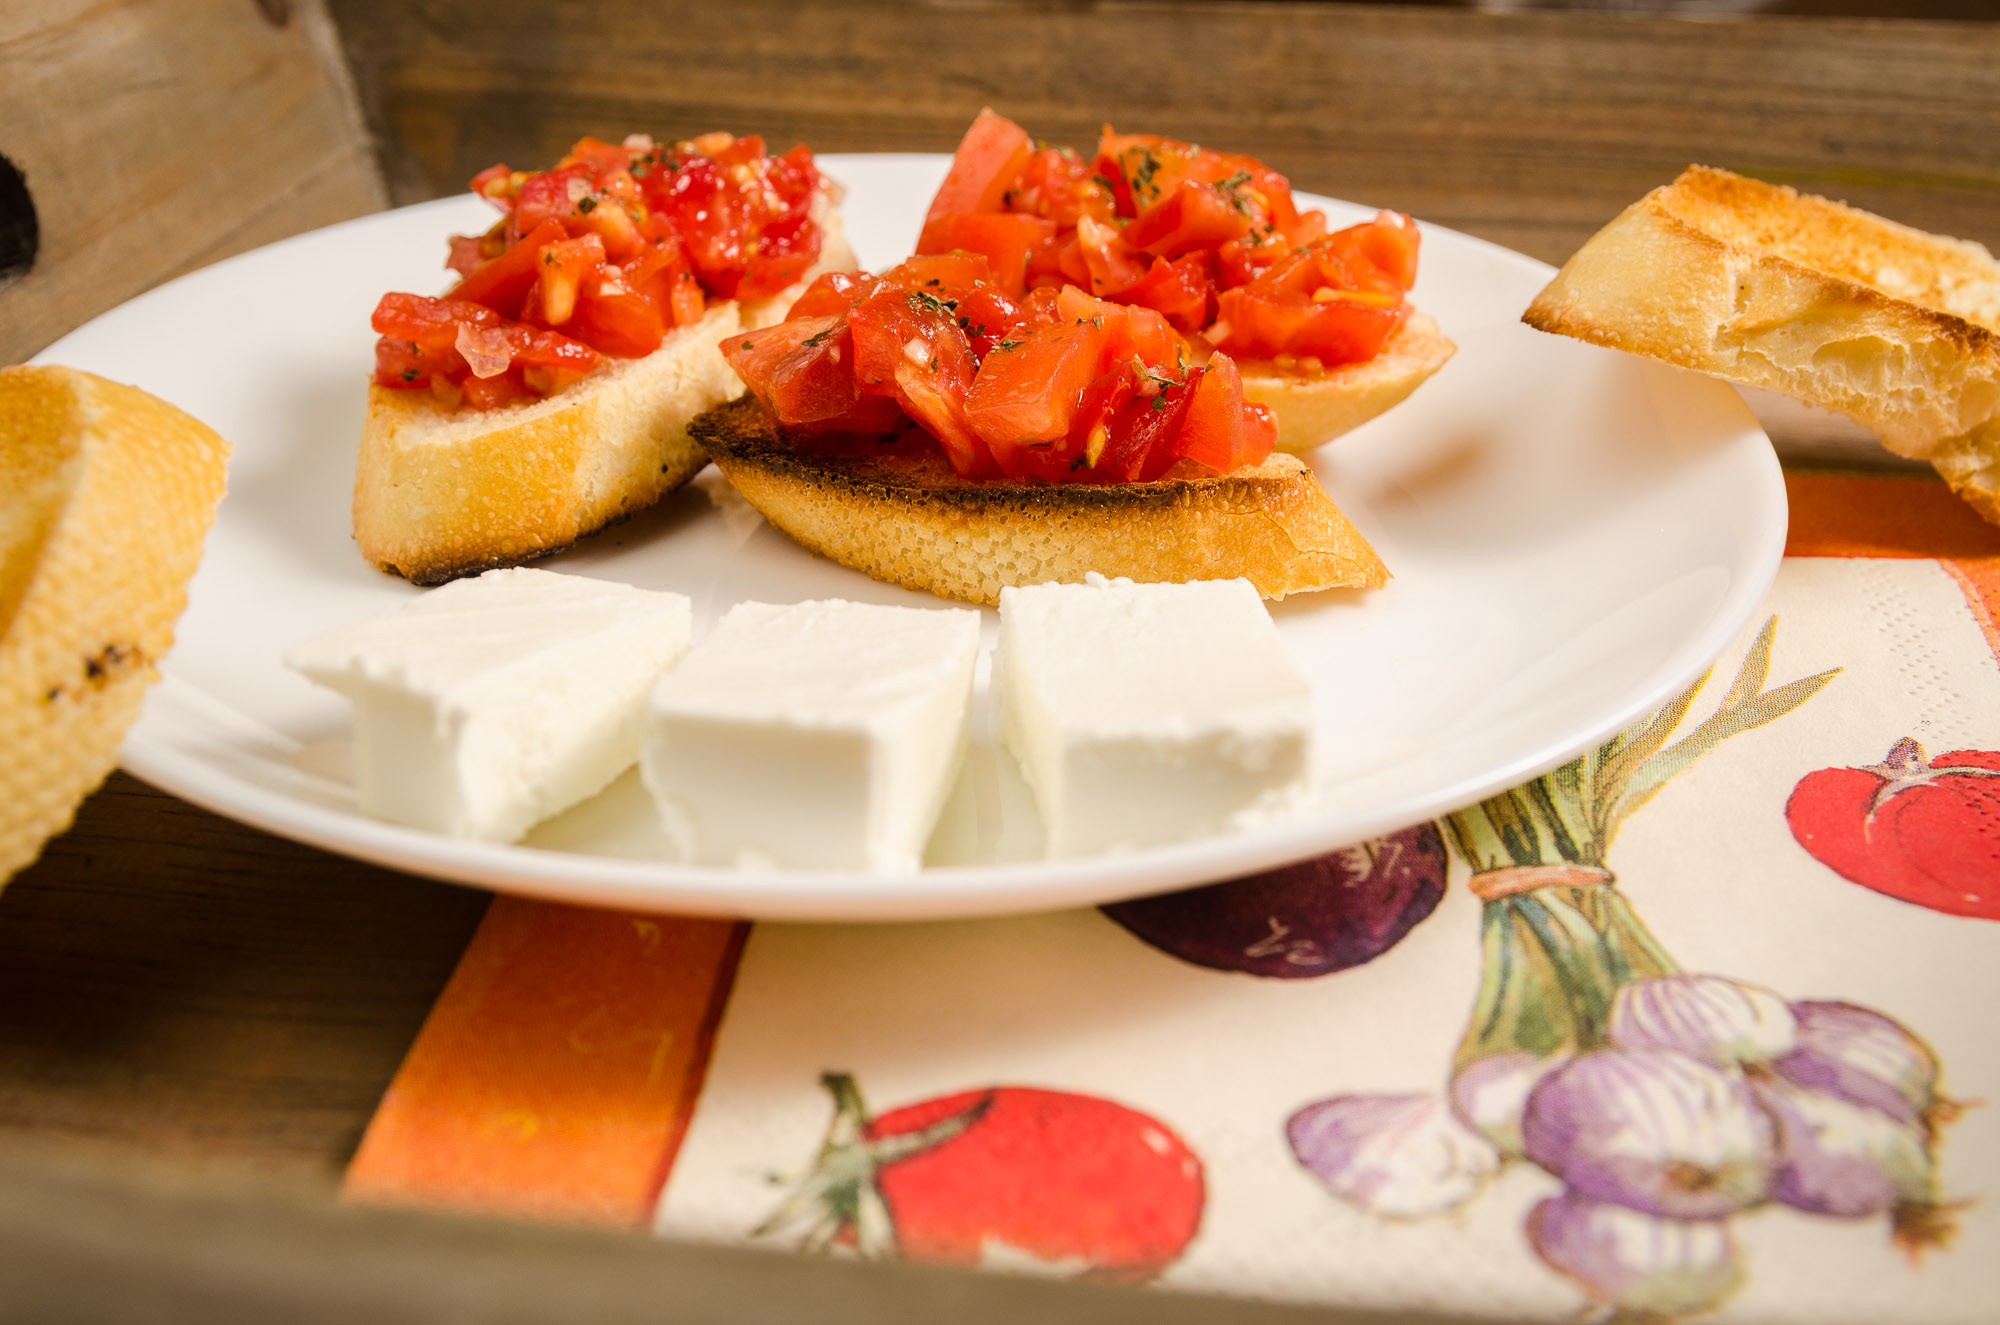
[577, 196, 598, 214]
[801, 327, 835, 348]
[1216, 169, 1254, 214]
[906, 290, 959, 316]
[1129, 150, 1162, 203]
[740, 340, 756, 350]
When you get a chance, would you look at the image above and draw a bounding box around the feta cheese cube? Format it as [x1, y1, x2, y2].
[641, 599, 981, 872]
[995, 574, 1314, 857]
[286, 567, 692, 843]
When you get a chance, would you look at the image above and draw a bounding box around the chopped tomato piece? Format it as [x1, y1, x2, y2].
[917, 109, 1035, 253]
[1338, 211, 1421, 290]
[1178, 354, 1274, 473]
[1211, 284, 1407, 364]
[788, 269, 883, 319]
[847, 286, 988, 476]
[569, 268, 666, 358]
[949, 283, 1023, 360]
[923, 214, 1056, 297]
[1116, 255, 1213, 334]
[1008, 147, 1116, 229]
[1092, 370, 1198, 483]
[724, 316, 899, 432]
[445, 218, 568, 319]
[528, 233, 607, 326]
[623, 240, 703, 328]
[964, 318, 1108, 451]
[1124, 179, 1252, 257]
[1075, 216, 1149, 297]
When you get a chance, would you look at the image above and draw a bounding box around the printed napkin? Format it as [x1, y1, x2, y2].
[346, 472, 2000, 1323]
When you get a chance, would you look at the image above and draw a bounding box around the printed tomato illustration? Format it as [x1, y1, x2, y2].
[1786, 738, 2000, 920]
[1101, 824, 1447, 976]
[761, 1072, 1203, 1281]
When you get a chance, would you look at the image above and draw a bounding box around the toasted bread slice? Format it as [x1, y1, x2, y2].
[1, 366, 229, 883]
[1524, 166, 2000, 522]
[1240, 312, 1457, 455]
[690, 396, 1388, 606]
[354, 214, 856, 585]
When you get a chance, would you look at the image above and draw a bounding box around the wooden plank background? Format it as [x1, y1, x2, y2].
[328, 0, 2000, 265]
[0, 0, 385, 366]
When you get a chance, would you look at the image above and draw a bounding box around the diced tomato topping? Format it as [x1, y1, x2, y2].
[911, 112, 1429, 381]
[372, 132, 831, 409]
[718, 246, 1276, 484]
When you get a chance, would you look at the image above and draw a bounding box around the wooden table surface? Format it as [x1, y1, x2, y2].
[2, 1, 1996, 1318]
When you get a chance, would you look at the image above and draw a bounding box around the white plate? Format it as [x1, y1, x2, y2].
[36, 154, 1785, 921]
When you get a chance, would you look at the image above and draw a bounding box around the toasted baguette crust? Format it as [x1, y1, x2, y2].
[692, 397, 1387, 606]
[1, 366, 229, 883]
[1241, 312, 1457, 454]
[354, 211, 857, 584]
[1523, 166, 2000, 522]
[354, 302, 747, 584]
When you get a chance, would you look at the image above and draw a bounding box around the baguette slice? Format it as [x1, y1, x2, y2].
[690, 396, 1387, 607]
[1241, 311, 1457, 455]
[1, 366, 230, 883]
[354, 214, 856, 585]
[1524, 166, 2000, 522]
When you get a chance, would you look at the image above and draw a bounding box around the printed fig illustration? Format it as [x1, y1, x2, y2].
[1102, 823, 1447, 977]
[762, 1072, 1204, 1282]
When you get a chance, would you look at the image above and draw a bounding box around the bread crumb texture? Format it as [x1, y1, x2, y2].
[693, 397, 1387, 606]
[0, 366, 229, 882]
[1523, 166, 2000, 524]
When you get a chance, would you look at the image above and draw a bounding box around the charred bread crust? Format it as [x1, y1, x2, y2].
[691, 396, 1389, 606]
[1523, 166, 2000, 522]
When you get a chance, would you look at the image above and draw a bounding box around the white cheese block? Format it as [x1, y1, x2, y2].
[995, 574, 1314, 858]
[286, 567, 692, 843]
[641, 598, 981, 873]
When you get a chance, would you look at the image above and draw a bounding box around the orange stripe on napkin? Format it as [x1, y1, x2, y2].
[1785, 471, 2000, 663]
[1783, 472, 2000, 560]
[344, 898, 746, 1227]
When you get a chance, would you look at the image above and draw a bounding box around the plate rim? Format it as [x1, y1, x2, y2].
[41, 154, 1789, 921]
